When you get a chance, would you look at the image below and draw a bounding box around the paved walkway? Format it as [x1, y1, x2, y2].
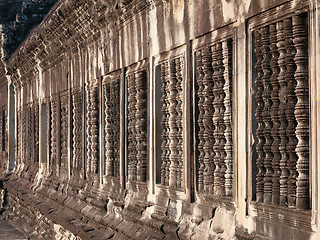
[0, 218, 27, 240]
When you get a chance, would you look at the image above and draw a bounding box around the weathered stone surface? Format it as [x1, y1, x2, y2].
[0, 0, 318, 240]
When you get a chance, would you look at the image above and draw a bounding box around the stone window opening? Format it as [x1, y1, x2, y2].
[251, 12, 310, 210]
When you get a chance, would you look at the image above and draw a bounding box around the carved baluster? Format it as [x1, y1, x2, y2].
[202, 46, 214, 193]
[91, 81, 99, 174]
[136, 71, 148, 182]
[176, 57, 183, 188]
[284, 18, 298, 208]
[293, 14, 309, 210]
[223, 40, 233, 196]
[16, 108, 20, 165]
[269, 23, 281, 205]
[168, 59, 179, 188]
[60, 96, 68, 169]
[72, 90, 82, 172]
[28, 104, 33, 162]
[212, 44, 221, 194]
[160, 62, 169, 186]
[104, 82, 114, 176]
[254, 30, 265, 202]
[216, 42, 226, 196]
[85, 83, 92, 174]
[34, 103, 39, 162]
[128, 73, 137, 181]
[261, 26, 274, 203]
[50, 97, 58, 170]
[277, 21, 290, 206]
[197, 50, 205, 192]
[113, 79, 120, 178]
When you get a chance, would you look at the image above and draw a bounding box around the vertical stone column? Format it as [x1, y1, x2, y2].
[196, 50, 205, 192]
[104, 82, 113, 177]
[135, 71, 147, 182]
[269, 23, 281, 205]
[71, 89, 83, 173]
[277, 21, 289, 206]
[60, 94, 68, 169]
[222, 40, 233, 197]
[254, 30, 265, 202]
[284, 18, 298, 208]
[127, 73, 137, 181]
[292, 14, 309, 210]
[202, 47, 214, 193]
[50, 95, 58, 172]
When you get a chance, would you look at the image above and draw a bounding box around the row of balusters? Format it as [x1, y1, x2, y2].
[16, 103, 39, 166]
[0, 109, 7, 153]
[127, 70, 148, 182]
[196, 39, 233, 196]
[253, 13, 309, 210]
[160, 57, 184, 189]
[104, 78, 120, 178]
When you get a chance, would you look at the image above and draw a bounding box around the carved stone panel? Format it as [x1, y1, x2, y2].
[252, 13, 309, 210]
[195, 38, 233, 196]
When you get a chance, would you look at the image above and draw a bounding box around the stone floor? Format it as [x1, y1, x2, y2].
[0, 218, 27, 240]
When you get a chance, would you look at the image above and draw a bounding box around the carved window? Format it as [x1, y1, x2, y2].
[195, 38, 233, 197]
[103, 75, 120, 178]
[17, 108, 22, 164]
[127, 69, 148, 182]
[60, 94, 68, 169]
[158, 56, 184, 189]
[50, 95, 58, 169]
[71, 88, 83, 173]
[85, 80, 100, 175]
[34, 103, 39, 162]
[252, 13, 309, 209]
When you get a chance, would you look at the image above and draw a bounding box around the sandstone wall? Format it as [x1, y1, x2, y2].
[0, 0, 320, 239]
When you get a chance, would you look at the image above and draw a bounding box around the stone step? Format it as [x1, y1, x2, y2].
[0, 218, 27, 240]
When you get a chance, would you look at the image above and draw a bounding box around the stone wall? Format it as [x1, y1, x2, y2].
[0, 0, 320, 239]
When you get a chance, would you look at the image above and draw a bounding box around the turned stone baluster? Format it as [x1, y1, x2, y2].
[60, 96, 68, 169]
[254, 30, 265, 202]
[128, 73, 137, 181]
[17, 108, 21, 165]
[270, 23, 281, 205]
[50, 97, 58, 170]
[293, 15, 309, 210]
[176, 57, 184, 188]
[72, 90, 82, 171]
[202, 46, 214, 193]
[28, 105, 33, 162]
[136, 71, 147, 182]
[212, 44, 221, 194]
[169, 59, 179, 188]
[104, 82, 114, 176]
[160, 63, 168, 185]
[223, 40, 233, 196]
[197, 50, 205, 192]
[277, 21, 290, 206]
[34, 103, 39, 162]
[261, 26, 274, 203]
[85, 83, 92, 174]
[284, 18, 298, 208]
[91, 82, 99, 174]
[216, 42, 226, 196]
[113, 79, 120, 178]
